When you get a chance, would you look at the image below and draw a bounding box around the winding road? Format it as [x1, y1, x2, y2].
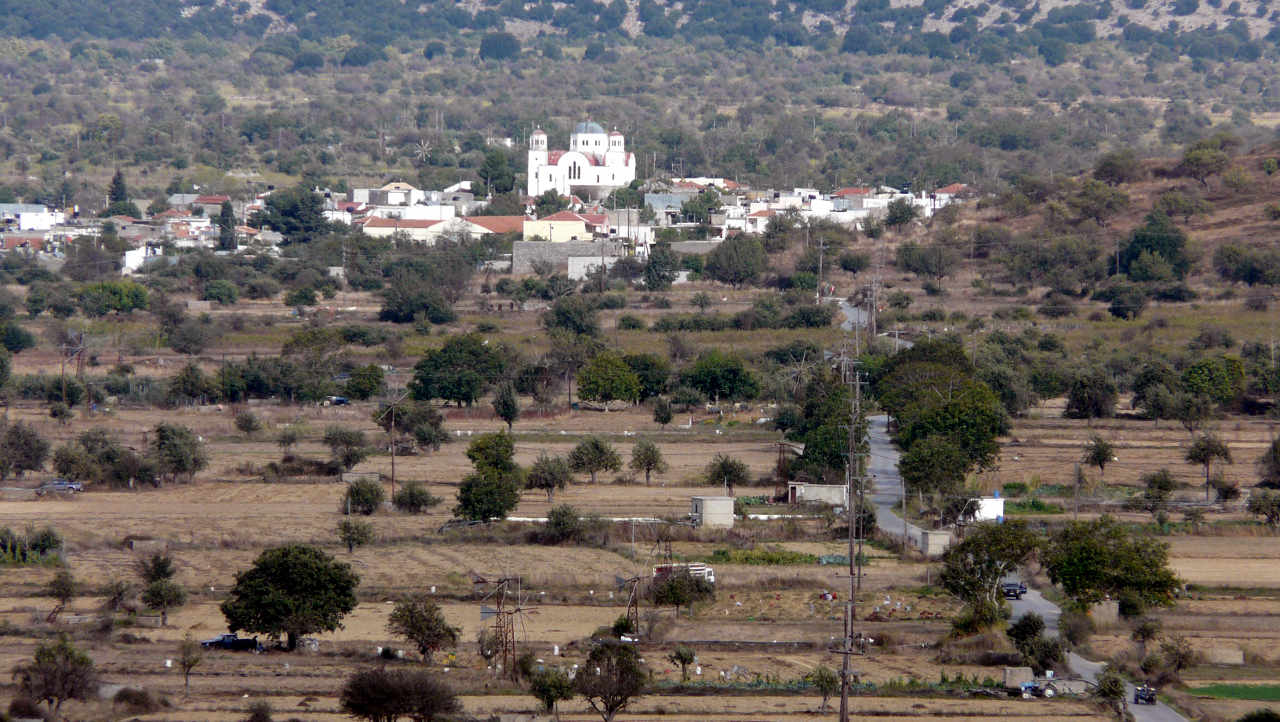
[864, 415, 1187, 722]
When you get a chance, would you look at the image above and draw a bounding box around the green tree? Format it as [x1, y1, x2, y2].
[325, 426, 369, 471]
[373, 400, 448, 453]
[1120, 212, 1190, 278]
[178, 633, 202, 697]
[343, 479, 385, 515]
[141, 578, 187, 626]
[939, 520, 1040, 628]
[1185, 434, 1232, 501]
[234, 410, 262, 438]
[108, 168, 128, 204]
[1155, 190, 1211, 223]
[578, 352, 641, 405]
[218, 200, 237, 251]
[653, 397, 674, 428]
[1258, 438, 1280, 488]
[704, 235, 767, 287]
[807, 665, 839, 712]
[575, 641, 645, 722]
[1093, 149, 1143, 185]
[643, 243, 679, 290]
[1082, 433, 1115, 481]
[884, 197, 919, 228]
[454, 470, 521, 520]
[1064, 369, 1117, 419]
[705, 453, 750, 492]
[534, 189, 568, 218]
[344, 365, 385, 401]
[622, 353, 670, 400]
[530, 667, 575, 718]
[285, 286, 318, 308]
[543, 296, 601, 337]
[337, 518, 374, 552]
[202, 279, 239, 305]
[1179, 146, 1230, 187]
[0, 421, 49, 480]
[526, 453, 573, 502]
[12, 634, 98, 718]
[250, 185, 330, 244]
[629, 439, 667, 485]
[1068, 179, 1130, 225]
[682, 350, 759, 402]
[392, 481, 441, 513]
[478, 31, 521, 60]
[491, 381, 519, 430]
[651, 570, 714, 617]
[136, 553, 176, 584]
[1132, 468, 1176, 519]
[1247, 489, 1280, 528]
[410, 334, 508, 406]
[1043, 516, 1181, 609]
[46, 569, 77, 619]
[466, 432, 519, 477]
[899, 434, 969, 496]
[667, 645, 695, 681]
[478, 149, 516, 194]
[150, 423, 207, 484]
[569, 436, 622, 484]
[220, 544, 359, 651]
[387, 594, 460, 662]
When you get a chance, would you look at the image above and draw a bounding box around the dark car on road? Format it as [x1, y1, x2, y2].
[201, 633, 263, 652]
[1002, 581, 1027, 600]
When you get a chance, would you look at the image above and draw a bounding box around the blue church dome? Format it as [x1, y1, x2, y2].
[573, 121, 606, 134]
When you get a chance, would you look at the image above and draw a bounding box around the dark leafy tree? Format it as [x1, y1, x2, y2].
[530, 667, 575, 716]
[325, 426, 370, 471]
[0, 421, 49, 480]
[567, 436, 621, 484]
[12, 634, 98, 718]
[1064, 369, 1117, 419]
[492, 381, 519, 430]
[526, 452, 573, 502]
[940, 520, 1039, 628]
[629, 439, 667, 485]
[340, 667, 460, 722]
[884, 197, 918, 228]
[652, 397, 673, 428]
[343, 479, 385, 515]
[387, 594, 460, 662]
[1082, 433, 1115, 480]
[337, 518, 374, 552]
[479, 32, 521, 60]
[220, 545, 359, 651]
[150, 423, 207, 484]
[392, 482, 441, 513]
[705, 235, 766, 287]
[704, 453, 749, 491]
[578, 352, 641, 405]
[142, 578, 187, 626]
[1043, 516, 1180, 609]
[682, 350, 758, 402]
[410, 334, 508, 406]
[1185, 434, 1231, 500]
[575, 642, 645, 722]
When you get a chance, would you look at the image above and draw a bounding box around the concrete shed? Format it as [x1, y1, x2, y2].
[690, 496, 734, 529]
[787, 482, 849, 507]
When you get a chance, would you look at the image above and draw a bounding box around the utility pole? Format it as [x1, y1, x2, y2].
[837, 346, 868, 722]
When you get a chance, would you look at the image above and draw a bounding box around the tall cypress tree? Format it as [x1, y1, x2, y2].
[108, 169, 128, 204]
[218, 200, 237, 251]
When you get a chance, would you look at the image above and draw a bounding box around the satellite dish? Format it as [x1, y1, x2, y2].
[481, 606, 498, 620]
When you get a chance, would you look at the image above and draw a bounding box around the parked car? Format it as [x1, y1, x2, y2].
[38, 480, 84, 495]
[1134, 685, 1157, 705]
[201, 633, 263, 652]
[325, 396, 349, 406]
[1002, 581, 1028, 600]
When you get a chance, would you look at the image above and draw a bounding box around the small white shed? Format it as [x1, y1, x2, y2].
[690, 496, 735, 529]
[973, 497, 1005, 522]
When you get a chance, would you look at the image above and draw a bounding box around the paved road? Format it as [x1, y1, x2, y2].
[865, 415, 1187, 722]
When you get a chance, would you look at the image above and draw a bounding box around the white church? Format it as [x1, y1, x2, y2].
[527, 121, 636, 200]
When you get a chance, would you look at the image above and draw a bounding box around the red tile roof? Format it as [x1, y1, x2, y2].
[936, 183, 969, 195]
[2, 235, 44, 250]
[540, 210, 590, 223]
[747, 210, 777, 218]
[464, 216, 526, 234]
[194, 195, 231, 205]
[832, 187, 872, 197]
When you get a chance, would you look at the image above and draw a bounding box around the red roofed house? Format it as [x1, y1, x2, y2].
[461, 215, 527, 236]
[745, 209, 777, 234]
[522, 209, 605, 242]
[832, 187, 873, 198]
[361, 217, 445, 244]
[935, 183, 970, 197]
[194, 194, 232, 217]
[2, 235, 44, 252]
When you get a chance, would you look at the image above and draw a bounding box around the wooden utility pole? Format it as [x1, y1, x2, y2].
[837, 350, 868, 722]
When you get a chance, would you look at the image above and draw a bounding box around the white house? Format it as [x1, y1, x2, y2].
[0, 203, 65, 232]
[527, 122, 636, 201]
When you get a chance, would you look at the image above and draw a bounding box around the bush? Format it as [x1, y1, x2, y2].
[114, 687, 161, 714]
[1060, 610, 1094, 647]
[838, 251, 870, 273]
[343, 479, 385, 515]
[617, 315, 646, 330]
[234, 410, 262, 437]
[392, 482, 441, 513]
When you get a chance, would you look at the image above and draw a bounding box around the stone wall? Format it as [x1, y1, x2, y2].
[512, 241, 624, 274]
